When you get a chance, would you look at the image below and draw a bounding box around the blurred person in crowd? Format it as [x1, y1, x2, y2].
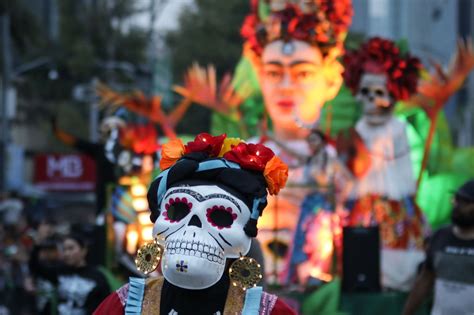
[0, 209, 35, 315]
[402, 179, 474, 315]
[51, 116, 125, 215]
[29, 232, 111, 315]
[24, 218, 61, 315]
[0, 191, 24, 227]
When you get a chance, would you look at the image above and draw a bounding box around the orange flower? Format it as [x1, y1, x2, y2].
[263, 155, 288, 195]
[160, 138, 185, 170]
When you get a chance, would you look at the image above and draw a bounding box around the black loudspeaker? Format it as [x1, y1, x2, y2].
[342, 226, 381, 292]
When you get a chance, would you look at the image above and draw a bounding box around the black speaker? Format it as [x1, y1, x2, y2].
[342, 226, 381, 292]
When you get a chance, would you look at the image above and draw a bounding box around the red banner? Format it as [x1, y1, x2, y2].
[33, 154, 96, 191]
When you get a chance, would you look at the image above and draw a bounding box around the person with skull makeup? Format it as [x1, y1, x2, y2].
[239, 0, 353, 285]
[94, 133, 296, 315]
[402, 179, 474, 315]
[342, 37, 426, 251]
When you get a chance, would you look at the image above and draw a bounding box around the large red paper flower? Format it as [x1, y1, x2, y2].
[241, 1, 353, 56]
[223, 143, 274, 171]
[184, 133, 226, 157]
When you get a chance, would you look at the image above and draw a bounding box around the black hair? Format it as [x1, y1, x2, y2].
[147, 153, 269, 237]
[63, 232, 88, 249]
[307, 128, 328, 144]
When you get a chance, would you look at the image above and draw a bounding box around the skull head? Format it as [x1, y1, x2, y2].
[153, 184, 252, 290]
[356, 73, 394, 125]
[99, 116, 125, 142]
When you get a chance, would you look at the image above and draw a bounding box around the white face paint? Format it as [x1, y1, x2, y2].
[153, 185, 252, 290]
[356, 73, 393, 126]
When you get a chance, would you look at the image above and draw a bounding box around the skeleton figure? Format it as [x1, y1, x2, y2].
[343, 38, 425, 254]
[94, 134, 296, 315]
[351, 72, 416, 202]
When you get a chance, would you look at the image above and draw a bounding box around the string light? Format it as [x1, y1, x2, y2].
[126, 229, 139, 254]
[133, 197, 148, 211]
[131, 184, 147, 197]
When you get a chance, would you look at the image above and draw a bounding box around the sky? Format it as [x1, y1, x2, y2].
[155, 0, 194, 31]
[133, 0, 195, 33]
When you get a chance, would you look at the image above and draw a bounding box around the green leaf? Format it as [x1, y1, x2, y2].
[417, 173, 471, 228]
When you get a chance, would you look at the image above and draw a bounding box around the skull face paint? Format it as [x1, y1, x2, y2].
[153, 185, 252, 290]
[356, 73, 394, 126]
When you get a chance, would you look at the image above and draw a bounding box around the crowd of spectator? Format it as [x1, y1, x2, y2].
[0, 191, 112, 315]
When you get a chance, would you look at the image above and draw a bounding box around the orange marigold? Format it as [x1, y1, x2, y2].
[263, 155, 288, 195]
[160, 138, 185, 170]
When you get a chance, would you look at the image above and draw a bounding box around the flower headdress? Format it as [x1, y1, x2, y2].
[241, 0, 353, 56]
[343, 37, 422, 101]
[151, 133, 289, 237]
[160, 133, 288, 195]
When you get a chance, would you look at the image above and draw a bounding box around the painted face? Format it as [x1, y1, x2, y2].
[99, 117, 125, 142]
[153, 185, 252, 290]
[260, 39, 342, 136]
[62, 238, 87, 267]
[356, 73, 394, 125]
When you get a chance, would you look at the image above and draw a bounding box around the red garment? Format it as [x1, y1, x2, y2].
[94, 291, 296, 315]
[349, 194, 425, 249]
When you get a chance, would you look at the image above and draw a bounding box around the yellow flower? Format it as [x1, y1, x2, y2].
[218, 137, 243, 157]
[263, 156, 288, 195]
[160, 138, 185, 170]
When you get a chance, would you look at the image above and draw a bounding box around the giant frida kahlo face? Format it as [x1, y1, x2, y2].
[259, 39, 343, 137]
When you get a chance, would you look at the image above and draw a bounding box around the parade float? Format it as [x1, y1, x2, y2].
[91, 1, 474, 314]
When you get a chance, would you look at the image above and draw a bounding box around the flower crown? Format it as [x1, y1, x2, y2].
[343, 37, 422, 101]
[160, 133, 288, 195]
[241, 0, 353, 56]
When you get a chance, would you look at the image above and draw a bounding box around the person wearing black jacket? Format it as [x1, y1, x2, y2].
[29, 233, 111, 315]
[51, 117, 122, 215]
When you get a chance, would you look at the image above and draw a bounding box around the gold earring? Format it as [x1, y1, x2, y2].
[229, 255, 263, 290]
[135, 237, 163, 274]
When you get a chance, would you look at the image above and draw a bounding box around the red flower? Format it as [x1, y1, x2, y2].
[343, 37, 421, 101]
[119, 124, 160, 154]
[223, 143, 274, 171]
[184, 133, 226, 157]
[240, 1, 353, 56]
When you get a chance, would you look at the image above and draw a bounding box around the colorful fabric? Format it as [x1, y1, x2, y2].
[348, 194, 425, 249]
[94, 276, 295, 315]
[287, 193, 341, 283]
[111, 186, 136, 224]
[242, 286, 263, 315]
[124, 277, 145, 314]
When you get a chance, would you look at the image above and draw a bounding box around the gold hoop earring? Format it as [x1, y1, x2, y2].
[229, 255, 263, 290]
[135, 237, 163, 274]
